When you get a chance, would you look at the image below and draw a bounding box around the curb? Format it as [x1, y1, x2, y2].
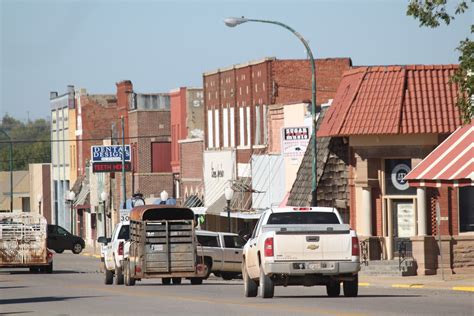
[82, 252, 101, 259]
[359, 281, 474, 293]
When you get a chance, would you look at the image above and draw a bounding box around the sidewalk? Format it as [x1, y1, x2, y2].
[359, 274, 474, 292]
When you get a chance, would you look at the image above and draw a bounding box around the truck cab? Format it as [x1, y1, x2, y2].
[196, 230, 246, 280]
[98, 221, 129, 285]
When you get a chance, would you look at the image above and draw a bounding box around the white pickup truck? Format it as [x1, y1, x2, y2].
[98, 221, 129, 285]
[242, 207, 360, 298]
[196, 230, 246, 280]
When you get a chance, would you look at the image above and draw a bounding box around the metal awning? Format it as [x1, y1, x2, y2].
[406, 121, 473, 188]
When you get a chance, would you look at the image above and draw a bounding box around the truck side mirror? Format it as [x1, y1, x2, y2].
[97, 236, 108, 244]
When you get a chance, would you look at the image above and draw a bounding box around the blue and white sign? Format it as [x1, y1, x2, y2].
[91, 145, 131, 162]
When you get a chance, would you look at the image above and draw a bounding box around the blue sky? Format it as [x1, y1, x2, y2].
[1, 0, 472, 120]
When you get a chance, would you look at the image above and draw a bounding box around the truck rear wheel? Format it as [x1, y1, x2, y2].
[162, 278, 171, 285]
[343, 275, 358, 297]
[243, 262, 257, 297]
[326, 281, 341, 297]
[172, 277, 182, 285]
[105, 269, 114, 285]
[259, 268, 274, 299]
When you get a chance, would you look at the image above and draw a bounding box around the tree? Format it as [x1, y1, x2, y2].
[0, 115, 51, 171]
[407, 0, 473, 123]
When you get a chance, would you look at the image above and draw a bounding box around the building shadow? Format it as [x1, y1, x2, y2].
[276, 294, 422, 299]
[0, 296, 99, 305]
[0, 286, 28, 290]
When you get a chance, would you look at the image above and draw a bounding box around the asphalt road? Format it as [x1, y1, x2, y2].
[1, 253, 472, 316]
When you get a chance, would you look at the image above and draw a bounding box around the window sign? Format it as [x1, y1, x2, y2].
[396, 203, 416, 237]
[385, 159, 416, 195]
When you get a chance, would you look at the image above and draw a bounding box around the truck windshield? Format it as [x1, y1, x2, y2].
[267, 212, 340, 225]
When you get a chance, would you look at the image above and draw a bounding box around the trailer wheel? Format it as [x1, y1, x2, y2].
[190, 278, 203, 285]
[29, 267, 39, 273]
[326, 281, 341, 297]
[259, 268, 274, 299]
[115, 267, 124, 285]
[162, 278, 171, 285]
[105, 269, 114, 285]
[45, 262, 53, 274]
[172, 277, 182, 285]
[124, 261, 135, 286]
[343, 274, 358, 297]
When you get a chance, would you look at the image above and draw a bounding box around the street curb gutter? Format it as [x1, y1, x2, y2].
[360, 283, 474, 293]
[82, 253, 101, 259]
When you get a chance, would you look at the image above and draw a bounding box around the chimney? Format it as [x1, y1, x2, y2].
[50, 92, 58, 99]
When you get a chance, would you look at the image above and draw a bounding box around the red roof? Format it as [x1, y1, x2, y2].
[405, 120, 473, 187]
[318, 65, 462, 137]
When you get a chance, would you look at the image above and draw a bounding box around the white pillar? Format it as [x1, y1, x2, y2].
[361, 187, 372, 236]
[417, 188, 427, 236]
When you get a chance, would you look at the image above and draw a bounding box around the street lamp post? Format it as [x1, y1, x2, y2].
[224, 186, 234, 233]
[100, 191, 108, 239]
[0, 129, 13, 212]
[224, 17, 318, 206]
[66, 191, 76, 234]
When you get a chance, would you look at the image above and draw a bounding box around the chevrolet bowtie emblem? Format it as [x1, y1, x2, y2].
[307, 244, 319, 250]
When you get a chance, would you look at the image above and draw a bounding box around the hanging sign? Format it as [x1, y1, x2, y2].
[281, 126, 310, 158]
[91, 145, 131, 162]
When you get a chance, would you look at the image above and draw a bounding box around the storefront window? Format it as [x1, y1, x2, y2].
[459, 186, 474, 232]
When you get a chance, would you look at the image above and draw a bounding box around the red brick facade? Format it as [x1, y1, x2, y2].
[128, 110, 173, 197]
[179, 139, 204, 204]
[203, 57, 352, 163]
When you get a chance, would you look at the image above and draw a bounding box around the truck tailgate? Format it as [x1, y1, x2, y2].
[270, 224, 352, 261]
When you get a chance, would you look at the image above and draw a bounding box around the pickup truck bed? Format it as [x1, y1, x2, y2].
[243, 207, 360, 299]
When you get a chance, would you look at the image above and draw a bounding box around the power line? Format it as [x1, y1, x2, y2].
[0, 135, 171, 144]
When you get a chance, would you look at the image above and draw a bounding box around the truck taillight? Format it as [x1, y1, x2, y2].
[118, 242, 124, 256]
[293, 207, 311, 211]
[352, 237, 360, 256]
[47, 251, 53, 259]
[264, 237, 274, 257]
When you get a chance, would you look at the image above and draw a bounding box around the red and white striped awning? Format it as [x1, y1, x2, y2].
[406, 121, 473, 188]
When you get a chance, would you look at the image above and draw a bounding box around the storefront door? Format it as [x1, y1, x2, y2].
[391, 199, 415, 258]
[383, 159, 417, 259]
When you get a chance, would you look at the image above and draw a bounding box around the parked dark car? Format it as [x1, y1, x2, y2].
[47, 224, 85, 254]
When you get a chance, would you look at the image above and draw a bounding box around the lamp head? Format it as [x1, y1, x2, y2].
[160, 190, 169, 202]
[224, 17, 248, 27]
[67, 191, 76, 201]
[100, 191, 108, 202]
[224, 186, 234, 201]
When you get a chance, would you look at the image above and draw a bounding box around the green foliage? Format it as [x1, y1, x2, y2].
[407, 0, 473, 123]
[0, 114, 51, 171]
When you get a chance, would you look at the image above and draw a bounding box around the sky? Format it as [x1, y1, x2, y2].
[1, 0, 472, 121]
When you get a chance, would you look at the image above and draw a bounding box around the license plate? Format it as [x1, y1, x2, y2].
[151, 244, 163, 251]
[308, 263, 321, 270]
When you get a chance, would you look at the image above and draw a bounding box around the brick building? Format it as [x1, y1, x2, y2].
[170, 87, 204, 202]
[179, 138, 205, 206]
[202, 57, 351, 212]
[317, 65, 472, 275]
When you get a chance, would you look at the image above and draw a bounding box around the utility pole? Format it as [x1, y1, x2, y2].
[0, 129, 13, 212]
[121, 116, 126, 209]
